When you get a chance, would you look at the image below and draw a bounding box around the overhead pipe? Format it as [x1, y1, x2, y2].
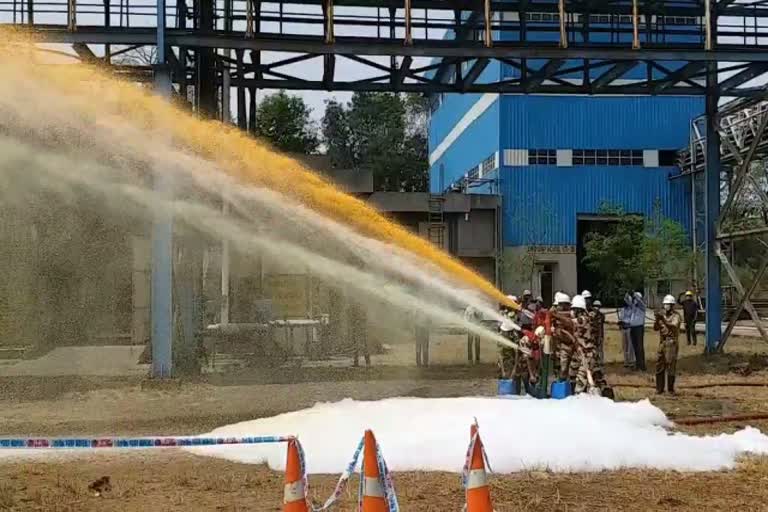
[632, 0, 639, 49]
[404, 0, 413, 46]
[558, 0, 567, 48]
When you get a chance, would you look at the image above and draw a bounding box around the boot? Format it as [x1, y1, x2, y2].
[655, 373, 665, 394]
[667, 375, 676, 395]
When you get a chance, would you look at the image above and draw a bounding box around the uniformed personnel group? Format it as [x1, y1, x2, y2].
[486, 289, 690, 398]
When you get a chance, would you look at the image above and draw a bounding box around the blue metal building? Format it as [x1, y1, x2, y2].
[428, 14, 703, 298]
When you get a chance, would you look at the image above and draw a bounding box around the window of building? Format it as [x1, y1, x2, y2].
[528, 149, 557, 165]
[572, 149, 644, 166]
[525, 12, 560, 23]
[481, 154, 496, 174]
[659, 150, 678, 166]
[658, 16, 699, 26]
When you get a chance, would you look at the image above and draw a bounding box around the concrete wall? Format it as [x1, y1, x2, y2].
[502, 246, 577, 301]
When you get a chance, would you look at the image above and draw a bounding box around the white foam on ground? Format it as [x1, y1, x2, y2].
[190, 396, 768, 473]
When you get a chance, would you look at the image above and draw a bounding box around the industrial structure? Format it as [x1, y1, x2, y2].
[5, 0, 768, 373]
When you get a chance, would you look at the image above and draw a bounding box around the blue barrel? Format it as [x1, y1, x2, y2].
[550, 380, 571, 399]
[497, 379, 517, 396]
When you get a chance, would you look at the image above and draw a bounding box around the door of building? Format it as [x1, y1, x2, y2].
[538, 263, 554, 306]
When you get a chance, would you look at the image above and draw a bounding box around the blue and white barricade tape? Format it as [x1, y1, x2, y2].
[376, 439, 400, 512]
[461, 426, 493, 490]
[356, 435, 399, 512]
[0, 435, 294, 450]
[309, 435, 364, 511]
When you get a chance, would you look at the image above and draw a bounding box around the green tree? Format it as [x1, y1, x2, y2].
[321, 92, 428, 192]
[582, 201, 692, 303]
[255, 91, 319, 154]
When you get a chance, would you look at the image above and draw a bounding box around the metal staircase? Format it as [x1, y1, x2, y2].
[678, 99, 768, 176]
[427, 194, 445, 248]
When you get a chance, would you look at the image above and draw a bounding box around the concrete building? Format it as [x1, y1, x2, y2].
[428, 14, 702, 300]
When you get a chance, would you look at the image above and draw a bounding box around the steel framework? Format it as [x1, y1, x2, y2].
[8, 0, 768, 360]
[679, 97, 768, 351]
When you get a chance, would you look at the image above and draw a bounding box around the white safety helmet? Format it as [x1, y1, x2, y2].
[593, 300, 602, 308]
[523, 289, 532, 296]
[554, 292, 571, 305]
[663, 294, 676, 305]
[581, 290, 592, 299]
[509, 295, 519, 303]
[534, 326, 546, 338]
[500, 318, 520, 332]
[571, 294, 587, 310]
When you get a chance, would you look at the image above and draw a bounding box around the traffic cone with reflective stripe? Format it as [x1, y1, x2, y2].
[283, 439, 308, 512]
[362, 430, 388, 512]
[466, 424, 493, 512]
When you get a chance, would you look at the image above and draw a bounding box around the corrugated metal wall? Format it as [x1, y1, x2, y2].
[500, 95, 702, 149]
[498, 95, 701, 245]
[500, 165, 692, 245]
[428, 62, 501, 151]
[429, 97, 501, 193]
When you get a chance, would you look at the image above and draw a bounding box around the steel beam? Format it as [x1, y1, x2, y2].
[719, 63, 768, 94]
[590, 61, 636, 91]
[25, 29, 768, 63]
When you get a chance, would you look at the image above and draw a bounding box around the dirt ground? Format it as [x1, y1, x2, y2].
[2, 327, 768, 511]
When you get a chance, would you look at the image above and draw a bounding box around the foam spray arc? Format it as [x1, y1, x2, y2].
[0, 29, 517, 312]
[0, 137, 519, 350]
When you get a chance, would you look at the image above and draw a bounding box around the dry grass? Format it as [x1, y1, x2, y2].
[1, 328, 768, 510]
[1, 452, 768, 511]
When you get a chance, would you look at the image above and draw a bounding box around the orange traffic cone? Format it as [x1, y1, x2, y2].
[283, 439, 308, 512]
[362, 430, 388, 512]
[466, 424, 493, 512]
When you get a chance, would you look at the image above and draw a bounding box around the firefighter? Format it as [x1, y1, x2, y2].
[550, 292, 576, 383]
[654, 294, 682, 395]
[570, 295, 608, 395]
[498, 314, 523, 394]
[519, 325, 545, 395]
[592, 299, 606, 365]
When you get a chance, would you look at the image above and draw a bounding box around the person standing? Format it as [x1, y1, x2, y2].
[629, 291, 647, 371]
[415, 314, 430, 367]
[681, 291, 698, 346]
[618, 294, 636, 369]
[349, 301, 370, 367]
[654, 295, 682, 394]
[464, 305, 482, 364]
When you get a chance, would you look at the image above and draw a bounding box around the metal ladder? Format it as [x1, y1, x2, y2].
[427, 194, 445, 247]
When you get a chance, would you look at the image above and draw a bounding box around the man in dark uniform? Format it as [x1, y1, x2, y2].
[680, 291, 698, 346]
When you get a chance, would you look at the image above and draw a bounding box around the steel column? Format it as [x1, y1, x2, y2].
[151, 0, 174, 378]
[704, 66, 722, 353]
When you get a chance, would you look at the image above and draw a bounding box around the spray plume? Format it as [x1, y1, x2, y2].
[0, 29, 517, 311]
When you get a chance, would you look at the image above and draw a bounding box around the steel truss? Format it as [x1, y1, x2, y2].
[6, 1, 768, 97]
[679, 98, 768, 350]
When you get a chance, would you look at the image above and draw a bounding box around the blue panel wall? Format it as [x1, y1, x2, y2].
[500, 95, 702, 149]
[429, 97, 501, 193]
[501, 165, 692, 245]
[428, 62, 501, 150]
